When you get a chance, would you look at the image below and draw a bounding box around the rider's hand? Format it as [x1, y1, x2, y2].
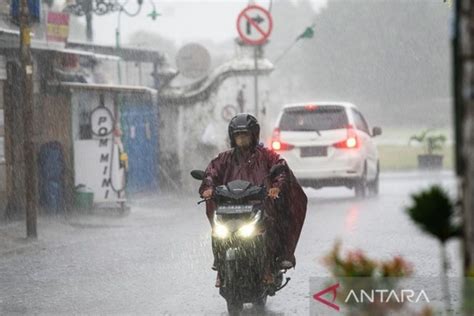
[268, 187, 280, 200]
[202, 189, 213, 200]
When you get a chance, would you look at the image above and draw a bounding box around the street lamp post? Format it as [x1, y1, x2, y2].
[114, 5, 140, 84]
[65, 0, 160, 84]
[85, 0, 93, 41]
[115, 0, 159, 49]
[115, 1, 159, 83]
[65, 0, 146, 42]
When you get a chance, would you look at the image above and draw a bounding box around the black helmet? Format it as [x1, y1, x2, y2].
[228, 113, 260, 148]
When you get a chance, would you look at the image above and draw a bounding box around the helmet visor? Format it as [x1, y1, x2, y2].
[231, 128, 250, 135]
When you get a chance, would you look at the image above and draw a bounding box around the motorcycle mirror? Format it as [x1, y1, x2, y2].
[190, 170, 205, 181]
[269, 164, 288, 178]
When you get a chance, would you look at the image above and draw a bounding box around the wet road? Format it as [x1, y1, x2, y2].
[0, 171, 461, 315]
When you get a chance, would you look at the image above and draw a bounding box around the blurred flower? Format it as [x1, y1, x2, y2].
[380, 255, 414, 277]
[323, 241, 410, 278]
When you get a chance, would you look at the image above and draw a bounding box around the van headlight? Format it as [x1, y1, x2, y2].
[238, 211, 262, 238]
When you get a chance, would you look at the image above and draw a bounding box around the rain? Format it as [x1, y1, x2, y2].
[1, 0, 473, 315]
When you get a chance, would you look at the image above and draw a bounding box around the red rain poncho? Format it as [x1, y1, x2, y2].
[199, 145, 307, 265]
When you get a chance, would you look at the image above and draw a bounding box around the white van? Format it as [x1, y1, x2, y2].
[271, 102, 382, 197]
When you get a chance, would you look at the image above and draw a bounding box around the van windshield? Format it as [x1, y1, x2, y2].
[279, 106, 349, 131]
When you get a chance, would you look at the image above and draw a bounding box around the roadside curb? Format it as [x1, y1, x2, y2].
[380, 170, 454, 180]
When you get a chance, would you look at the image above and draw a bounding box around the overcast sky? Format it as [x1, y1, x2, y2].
[69, 0, 328, 46]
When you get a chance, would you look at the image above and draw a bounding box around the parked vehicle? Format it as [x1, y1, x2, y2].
[271, 102, 382, 197]
[191, 166, 291, 315]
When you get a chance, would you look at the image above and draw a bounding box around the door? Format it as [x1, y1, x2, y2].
[351, 109, 377, 179]
[121, 103, 159, 194]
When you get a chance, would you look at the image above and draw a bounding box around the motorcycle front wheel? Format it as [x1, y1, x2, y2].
[254, 294, 267, 312]
[226, 299, 243, 316]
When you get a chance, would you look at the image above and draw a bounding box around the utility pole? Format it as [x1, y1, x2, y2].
[19, 0, 37, 238]
[456, 0, 474, 274]
[454, 0, 474, 312]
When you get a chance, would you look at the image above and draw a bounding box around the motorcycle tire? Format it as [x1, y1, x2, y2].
[226, 300, 243, 315]
[254, 294, 267, 313]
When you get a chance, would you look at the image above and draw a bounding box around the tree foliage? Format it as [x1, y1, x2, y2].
[267, 0, 451, 127]
[406, 186, 461, 243]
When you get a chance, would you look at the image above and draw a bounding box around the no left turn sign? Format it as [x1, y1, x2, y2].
[236, 5, 273, 46]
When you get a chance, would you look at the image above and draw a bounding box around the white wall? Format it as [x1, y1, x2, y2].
[71, 91, 126, 205]
[174, 72, 272, 188]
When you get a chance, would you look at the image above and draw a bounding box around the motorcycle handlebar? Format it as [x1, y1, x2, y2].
[197, 198, 211, 205]
[197, 188, 282, 205]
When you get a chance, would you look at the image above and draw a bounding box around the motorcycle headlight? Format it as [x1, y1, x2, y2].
[238, 211, 262, 238]
[213, 214, 229, 239]
[214, 223, 229, 239]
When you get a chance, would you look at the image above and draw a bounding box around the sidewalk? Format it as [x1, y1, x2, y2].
[380, 169, 455, 180]
[0, 218, 77, 257]
[0, 193, 194, 258]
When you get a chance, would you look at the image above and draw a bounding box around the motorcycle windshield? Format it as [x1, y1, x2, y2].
[216, 181, 264, 200]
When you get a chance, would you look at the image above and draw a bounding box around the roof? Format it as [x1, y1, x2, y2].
[34, 45, 121, 61]
[0, 32, 121, 61]
[50, 81, 158, 95]
[159, 57, 274, 102]
[282, 101, 358, 109]
[0, 28, 21, 52]
[67, 41, 165, 63]
[0, 28, 20, 37]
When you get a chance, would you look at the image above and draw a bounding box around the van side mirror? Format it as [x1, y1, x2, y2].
[372, 127, 382, 137]
[190, 170, 205, 181]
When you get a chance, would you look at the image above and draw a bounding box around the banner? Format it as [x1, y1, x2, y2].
[46, 11, 69, 43]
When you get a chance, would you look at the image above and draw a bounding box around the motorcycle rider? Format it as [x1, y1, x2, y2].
[199, 113, 307, 285]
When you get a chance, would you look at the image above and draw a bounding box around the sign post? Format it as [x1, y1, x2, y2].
[236, 5, 273, 120]
[236, 5, 273, 46]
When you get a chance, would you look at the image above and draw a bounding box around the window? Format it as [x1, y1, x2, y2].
[352, 109, 370, 135]
[79, 109, 92, 140]
[279, 106, 349, 131]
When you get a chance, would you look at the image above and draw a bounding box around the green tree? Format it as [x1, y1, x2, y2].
[267, 0, 451, 128]
[406, 186, 462, 314]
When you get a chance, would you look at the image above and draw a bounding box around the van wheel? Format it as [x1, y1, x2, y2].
[354, 165, 367, 198]
[368, 163, 380, 196]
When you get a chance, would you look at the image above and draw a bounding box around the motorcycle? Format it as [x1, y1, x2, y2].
[191, 165, 291, 315]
